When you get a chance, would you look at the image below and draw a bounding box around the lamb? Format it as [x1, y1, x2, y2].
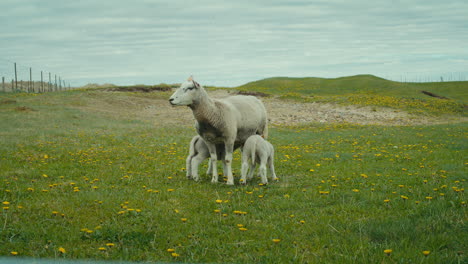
[170, 76, 268, 185]
[240, 135, 278, 185]
[185, 135, 241, 182]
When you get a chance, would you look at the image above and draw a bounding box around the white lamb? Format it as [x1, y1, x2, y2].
[185, 135, 241, 182]
[240, 135, 278, 185]
[170, 76, 268, 185]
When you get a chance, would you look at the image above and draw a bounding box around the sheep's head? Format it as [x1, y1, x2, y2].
[169, 76, 202, 106]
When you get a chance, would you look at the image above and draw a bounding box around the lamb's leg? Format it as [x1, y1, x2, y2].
[205, 142, 218, 183]
[240, 151, 250, 185]
[259, 154, 269, 185]
[206, 158, 213, 175]
[191, 154, 206, 182]
[186, 154, 193, 179]
[224, 142, 235, 185]
[247, 163, 256, 180]
[268, 153, 278, 182]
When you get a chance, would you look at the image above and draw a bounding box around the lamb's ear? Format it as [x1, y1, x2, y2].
[187, 75, 193, 81]
[193, 80, 201, 89]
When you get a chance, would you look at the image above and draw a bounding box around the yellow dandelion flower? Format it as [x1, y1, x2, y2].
[11, 251, 18, 256]
[272, 239, 281, 243]
[215, 199, 223, 204]
[2, 201, 10, 205]
[422, 250, 430, 256]
[58, 247, 66, 254]
[352, 189, 360, 192]
[171, 252, 180, 257]
[106, 243, 115, 247]
[239, 227, 248, 231]
[384, 249, 392, 255]
[181, 218, 187, 222]
[167, 248, 175, 253]
[98, 247, 106, 251]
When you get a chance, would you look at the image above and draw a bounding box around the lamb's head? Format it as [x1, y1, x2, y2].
[169, 76, 202, 106]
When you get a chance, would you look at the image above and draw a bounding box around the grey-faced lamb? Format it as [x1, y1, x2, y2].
[240, 135, 278, 185]
[169, 76, 268, 185]
[185, 135, 241, 182]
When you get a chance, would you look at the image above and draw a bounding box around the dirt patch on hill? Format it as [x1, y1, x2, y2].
[105, 86, 173, 93]
[75, 89, 466, 127]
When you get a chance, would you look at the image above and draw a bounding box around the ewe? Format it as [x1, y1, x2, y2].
[185, 135, 241, 182]
[169, 77, 268, 185]
[240, 135, 278, 185]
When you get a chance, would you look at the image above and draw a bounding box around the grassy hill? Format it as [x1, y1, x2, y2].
[237, 75, 468, 100]
[237, 75, 468, 115]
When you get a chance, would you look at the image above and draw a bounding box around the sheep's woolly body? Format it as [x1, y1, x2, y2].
[170, 79, 268, 185]
[241, 135, 278, 185]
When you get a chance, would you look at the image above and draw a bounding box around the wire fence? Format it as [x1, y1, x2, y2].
[1, 59, 72, 93]
[380, 72, 467, 83]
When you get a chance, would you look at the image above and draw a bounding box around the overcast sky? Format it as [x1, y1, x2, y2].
[1, 0, 468, 87]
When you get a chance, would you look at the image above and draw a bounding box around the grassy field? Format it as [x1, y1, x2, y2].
[0, 87, 467, 263]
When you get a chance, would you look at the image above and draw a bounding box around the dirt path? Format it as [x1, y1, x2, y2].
[76, 90, 466, 127]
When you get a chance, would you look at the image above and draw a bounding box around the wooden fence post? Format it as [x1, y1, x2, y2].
[29, 67, 33, 93]
[41, 71, 43, 93]
[14, 62, 18, 91]
[2, 77, 4, 92]
[48, 72, 51, 92]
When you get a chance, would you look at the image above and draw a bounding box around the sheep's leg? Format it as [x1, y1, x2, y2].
[205, 142, 218, 183]
[224, 142, 235, 185]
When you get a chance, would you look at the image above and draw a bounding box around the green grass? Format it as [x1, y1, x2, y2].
[237, 75, 468, 115]
[0, 90, 467, 263]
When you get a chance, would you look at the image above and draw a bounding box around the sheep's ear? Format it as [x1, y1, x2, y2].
[187, 76, 193, 81]
[193, 80, 200, 89]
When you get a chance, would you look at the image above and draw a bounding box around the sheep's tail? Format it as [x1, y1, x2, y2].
[189, 136, 200, 157]
[251, 138, 257, 164]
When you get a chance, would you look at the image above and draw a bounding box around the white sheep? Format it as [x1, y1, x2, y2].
[185, 135, 241, 182]
[240, 135, 278, 185]
[170, 76, 268, 185]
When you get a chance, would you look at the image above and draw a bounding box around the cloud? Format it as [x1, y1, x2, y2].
[1, 0, 467, 86]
